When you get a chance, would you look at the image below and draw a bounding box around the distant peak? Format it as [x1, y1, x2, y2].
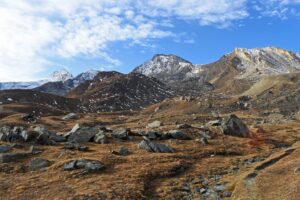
[49, 69, 73, 82]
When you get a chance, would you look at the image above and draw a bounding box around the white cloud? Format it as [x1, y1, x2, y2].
[6, 0, 298, 81]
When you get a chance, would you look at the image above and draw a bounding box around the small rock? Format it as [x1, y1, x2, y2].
[176, 124, 192, 129]
[0, 145, 12, 153]
[112, 146, 129, 156]
[112, 128, 130, 140]
[200, 188, 207, 194]
[64, 142, 88, 152]
[93, 131, 108, 144]
[167, 130, 191, 140]
[138, 137, 174, 153]
[147, 121, 162, 129]
[28, 158, 51, 171]
[62, 113, 77, 120]
[29, 146, 43, 154]
[63, 159, 105, 172]
[196, 137, 208, 145]
[214, 183, 226, 192]
[21, 114, 37, 123]
[0, 152, 30, 163]
[223, 191, 232, 198]
[206, 119, 222, 127]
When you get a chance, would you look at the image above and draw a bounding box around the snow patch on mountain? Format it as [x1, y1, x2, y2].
[49, 69, 74, 82]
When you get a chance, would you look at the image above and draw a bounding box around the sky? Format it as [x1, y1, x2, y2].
[0, 0, 300, 81]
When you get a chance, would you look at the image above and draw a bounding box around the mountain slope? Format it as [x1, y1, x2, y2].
[199, 47, 300, 94]
[68, 72, 174, 112]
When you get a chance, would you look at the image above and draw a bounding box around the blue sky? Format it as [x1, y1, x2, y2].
[0, 0, 300, 81]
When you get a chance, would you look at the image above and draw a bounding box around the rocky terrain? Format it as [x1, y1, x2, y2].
[0, 47, 299, 200]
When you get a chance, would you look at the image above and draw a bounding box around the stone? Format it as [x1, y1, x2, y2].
[34, 126, 55, 145]
[196, 137, 208, 145]
[176, 124, 192, 129]
[112, 128, 130, 140]
[0, 145, 11, 153]
[49, 133, 67, 143]
[21, 113, 37, 123]
[63, 159, 105, 172]
[222, 115, 250, 138]
[66, 124, 98, 143]
[206, 119, 222, 127]
[93, 131, 108, 144]
[144, 131, 162, 140]
[213, 183, 226, 192]
[62, 113, 77, 120]
[167, 130, 191, 140]
[28, 158, 51, 171]
[63, 160, 77, 171]
[138, 137, 175, 153]
[64, 142, 88, 152]
[222, 191, 232, 198]
[0, 152, 30, 163]
[147, 121, 162, 129]
[112, 146, 129, 156]
[29, 146, 43, 154]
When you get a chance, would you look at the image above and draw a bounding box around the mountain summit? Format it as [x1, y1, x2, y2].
[49, 69, 74, 82]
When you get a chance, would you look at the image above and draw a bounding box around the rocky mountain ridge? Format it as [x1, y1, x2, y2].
[0, 69, 99, 92]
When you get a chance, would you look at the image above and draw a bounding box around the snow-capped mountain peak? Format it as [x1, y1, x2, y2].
[49, 69, 74, 82]
[133, 54, 194, 76]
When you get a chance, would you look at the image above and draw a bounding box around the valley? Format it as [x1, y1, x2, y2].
[0, 47, 299, 200]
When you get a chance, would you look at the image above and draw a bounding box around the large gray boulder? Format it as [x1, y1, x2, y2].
[66, 124, 99, 143]
[222, 115, 250, 138]
[138, 137, 174, 153]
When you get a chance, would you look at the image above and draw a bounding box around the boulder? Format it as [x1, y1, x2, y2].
[28, 158, 51, 171]
[167, 130, 191, 140]
[112, 128, 130, 140]
[138, 137, 174, 153]
[64, 159, 105, 172]
[222, 115, 250, 137]
[66, 124, 98, 143]
[62, 113, 77, 120]
[147, 121, 162, 129]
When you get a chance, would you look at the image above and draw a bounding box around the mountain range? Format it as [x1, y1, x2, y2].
[0, 46, 299, 112]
